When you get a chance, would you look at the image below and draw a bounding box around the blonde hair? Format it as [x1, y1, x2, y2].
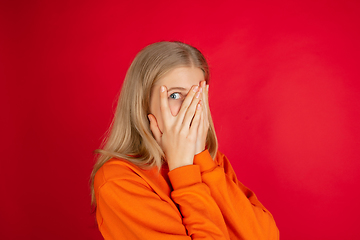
[90, 41, 218, 205]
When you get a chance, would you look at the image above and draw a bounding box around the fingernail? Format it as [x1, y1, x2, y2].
[196, 91, 201, 98]
[193, 86, 199, 92]
[199, 87, 203, 93]
[206, 85, 209, 91]
[161, 86, 165, 92]
[197, 101, 202, 109]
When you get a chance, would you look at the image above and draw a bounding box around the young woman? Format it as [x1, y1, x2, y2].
[90, 41, 279, 239]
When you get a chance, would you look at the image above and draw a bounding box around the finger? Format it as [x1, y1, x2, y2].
[148, 114, 162, 143]
[195, 107, 206, 155]
[202, 82, 210, 129]
[159, 86, 172, 122]
[182, 88, 202, 127]
[189, 101, 202, 137]
[197, 104, 204, 137]
[201, 81, 208, 120]
[176, 85, 199, 121]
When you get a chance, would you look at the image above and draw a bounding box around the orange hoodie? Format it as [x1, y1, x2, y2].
[94, 150, 279, 239]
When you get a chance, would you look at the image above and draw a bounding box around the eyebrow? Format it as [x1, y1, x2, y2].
[167, 87, 189, 92]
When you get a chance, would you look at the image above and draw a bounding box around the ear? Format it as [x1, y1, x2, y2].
[148, 114, 162, 144]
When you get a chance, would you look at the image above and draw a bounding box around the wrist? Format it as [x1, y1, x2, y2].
[168, 162, 193, 171]
[167, 156, 194, 171]
[195, 147, 206, 155]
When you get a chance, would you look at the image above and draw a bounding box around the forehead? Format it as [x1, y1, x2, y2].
[155, 67, 204, 89]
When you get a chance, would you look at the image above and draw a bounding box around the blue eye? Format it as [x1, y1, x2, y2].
[169, 93, 181, 100]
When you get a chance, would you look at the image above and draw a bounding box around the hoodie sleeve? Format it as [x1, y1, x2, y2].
[95, 163, 230, 240]
[193, 150, 280, 240]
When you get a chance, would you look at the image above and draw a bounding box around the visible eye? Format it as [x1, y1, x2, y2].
[169, 92, 181, 100]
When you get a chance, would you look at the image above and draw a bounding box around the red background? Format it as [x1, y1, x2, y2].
[1, 0, 359, 239]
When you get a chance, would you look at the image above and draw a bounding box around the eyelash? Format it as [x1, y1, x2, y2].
[169, 92, 182, 100]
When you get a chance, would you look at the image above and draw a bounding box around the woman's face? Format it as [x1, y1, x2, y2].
[149, 66, 205, 132]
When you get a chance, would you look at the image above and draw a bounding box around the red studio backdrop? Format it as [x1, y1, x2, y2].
[1, 0, 359, 239]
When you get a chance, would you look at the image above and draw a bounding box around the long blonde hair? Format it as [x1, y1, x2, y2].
[90, 41, 218, 205]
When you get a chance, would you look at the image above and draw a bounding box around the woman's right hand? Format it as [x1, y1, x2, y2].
[148, 85, 203, 171]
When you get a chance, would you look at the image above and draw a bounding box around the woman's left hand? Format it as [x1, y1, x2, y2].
[195, 80, 210, 155]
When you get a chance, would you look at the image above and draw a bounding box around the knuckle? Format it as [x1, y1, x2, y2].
[179, 129, 187, 137]
[187, 135, 196, 143]
[174, 127, 181, 135]
[165, 125, 172, 133]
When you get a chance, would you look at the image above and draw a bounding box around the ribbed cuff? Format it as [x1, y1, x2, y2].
[168, 165, 202, 190]
[193, 149, 217, 173]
